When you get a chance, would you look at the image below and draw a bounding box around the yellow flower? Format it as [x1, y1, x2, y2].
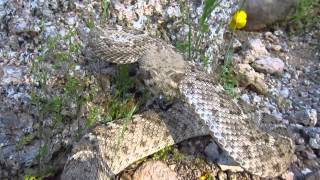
[230, 10, 247, 29]
[200, 175, 207, 180]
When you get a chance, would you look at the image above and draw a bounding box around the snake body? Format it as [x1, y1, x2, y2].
[61, 26, 294, 179]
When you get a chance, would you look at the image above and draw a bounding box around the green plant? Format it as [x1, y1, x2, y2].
[37, 143, 49, 169]
[17, 134, 36, 149]
[152, 146, 185, 162]
[24, 165, 56, 180]
[86, 18, 95, 29]
[116, 104, 138, 144]
[24, 175, 39, 180]
[101, 64, 138, 122]
[87, 105, 102, 127]
[176, 0, 220, 65]
[219, 46, 239, 97]
[200, 0, 219, 32]
[30, 28, 89, 177]
[176, 0, 193, 59]
[102, 0, 110, 19]
[219, 7, 248, 97]
[289, 0, 320, 30]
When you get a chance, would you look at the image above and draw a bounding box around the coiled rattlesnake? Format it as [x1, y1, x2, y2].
[61, 26, 294, 179]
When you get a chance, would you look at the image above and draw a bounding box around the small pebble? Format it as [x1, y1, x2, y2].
[303, 151, 317, 160]
[309, 138, 320, 150]
[272, 44, 282, 51]
[280, 87, 290, 98]
[240, 94, 250, 104]
[218, 171, 227, 180]
[296, 138, 305, 145]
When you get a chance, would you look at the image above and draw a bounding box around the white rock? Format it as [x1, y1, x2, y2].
[281, 171, 294, 180]
[253, 95, 262, 104]
[301, 168, 312, 175]
[67, 16, 76, 25]
[309, 138, 320, 149]
[133, 15, 147, 30]
[166, 4, 181, 18]
[240, 94, 250, 104]
[280, 87, 290, 98]
[218, 171, 227, 180]
[253, 56, 285, 74]
[307, 109, 318, 126]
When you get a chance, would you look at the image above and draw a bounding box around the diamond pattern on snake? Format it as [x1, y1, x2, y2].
[61, 25, 295, 179]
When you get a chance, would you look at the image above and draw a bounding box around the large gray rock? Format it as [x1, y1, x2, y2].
[243, 0, 298, 30]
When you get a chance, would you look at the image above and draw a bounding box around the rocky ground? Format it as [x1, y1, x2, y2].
[0, 0, 319, 179]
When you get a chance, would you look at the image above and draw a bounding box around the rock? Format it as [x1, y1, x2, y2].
[242, 39, 270, 64]
[67, 16, 76, 26]
[253, 56, 285, 74]
[0, 66, 24, 85]
[228, 172, 241, 180]
[296, 138, 305, 145]
[133, 161, 178, 180]
[240, 94, 250, 104]
[165, 4, 181, 18]
[9, 16, 41, 35]
[265, 32, 280, 44]
[243, 0, 298, 30]
[252, 95, 262, 105]
[233, 39, 242, 49]
[218, 171, 227, 180]
[218, 164, 244, 173]
[243, 52, 256, 64]
[247, 39, 269, 57]
[299, 91, 308, 98]
[282, 171, 294, 180]
[271, 111, 283, 121]
[204, 142, 222, 162]
[292, 109, 317, 127]
[303, 80, 312, 86]
[204, 143, 243, 173]
[295, 145, 306, 152]
[272, 45, 282, 51]
[280, 87, 290, 98]
[302, 150, 317, 160]
[305, 170, 320, 180]
[309, 138, 320, 150]
[302, 168, 313, 175]
[234, 64, 268, 95]
[0, 112, 37, 171]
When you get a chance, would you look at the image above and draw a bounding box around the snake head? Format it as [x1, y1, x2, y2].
[138, 40, 187, 98]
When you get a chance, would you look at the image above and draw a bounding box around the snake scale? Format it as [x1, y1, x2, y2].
[61, 26, 294, 179]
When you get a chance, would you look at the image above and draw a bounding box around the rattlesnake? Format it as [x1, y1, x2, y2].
[61, 26, 294, 179]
